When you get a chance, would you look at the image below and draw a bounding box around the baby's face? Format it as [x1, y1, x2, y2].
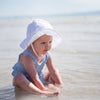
[33, 34, 53, 55]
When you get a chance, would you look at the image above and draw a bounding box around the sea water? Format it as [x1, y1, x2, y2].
[0, 16, 100, 100]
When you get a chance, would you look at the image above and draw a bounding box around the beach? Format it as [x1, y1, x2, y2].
[0, 16, 100, 100]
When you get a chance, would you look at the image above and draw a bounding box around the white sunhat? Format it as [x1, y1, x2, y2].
[20, 19, 61, 49]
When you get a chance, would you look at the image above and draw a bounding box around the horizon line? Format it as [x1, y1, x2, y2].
[0, 10, 100, 19]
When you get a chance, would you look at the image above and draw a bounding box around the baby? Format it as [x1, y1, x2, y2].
[12, 19, 63, 96]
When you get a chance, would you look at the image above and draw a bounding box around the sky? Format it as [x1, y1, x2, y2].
[0, 0, 100, 17]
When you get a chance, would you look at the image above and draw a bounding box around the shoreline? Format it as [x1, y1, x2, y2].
[0, 15, 100, 20]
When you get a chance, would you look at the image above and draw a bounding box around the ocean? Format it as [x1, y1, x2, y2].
[0, 16, 100, 100]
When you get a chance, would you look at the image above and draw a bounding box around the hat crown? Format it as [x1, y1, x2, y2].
[26, 19, 53, 38]
[20, 19, 61, 49]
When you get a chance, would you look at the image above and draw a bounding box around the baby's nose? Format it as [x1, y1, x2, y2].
[45, 43, 50, 48]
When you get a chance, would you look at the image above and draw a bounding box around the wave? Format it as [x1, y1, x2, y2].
[0, 85, 15, 100]
[53, 49, 100, 54]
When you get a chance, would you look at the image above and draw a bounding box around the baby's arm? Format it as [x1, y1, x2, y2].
[20, 54, 46, 90]
[46, 53, 63, 85]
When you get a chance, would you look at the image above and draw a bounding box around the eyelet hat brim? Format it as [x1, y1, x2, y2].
[20, 19, 61, 49]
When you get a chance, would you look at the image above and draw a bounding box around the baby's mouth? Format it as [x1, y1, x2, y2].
[44, 49, 48, 52]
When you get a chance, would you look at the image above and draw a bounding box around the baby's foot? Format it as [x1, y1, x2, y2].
[42, 91, 59, 96]
[47, 84, 59, 91]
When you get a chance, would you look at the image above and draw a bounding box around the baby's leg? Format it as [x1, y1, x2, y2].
[44, 72, 59, 92]
[13, 73, 59, 95]
[50, 69, 63, 85]
[44, 68, 63, 85]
